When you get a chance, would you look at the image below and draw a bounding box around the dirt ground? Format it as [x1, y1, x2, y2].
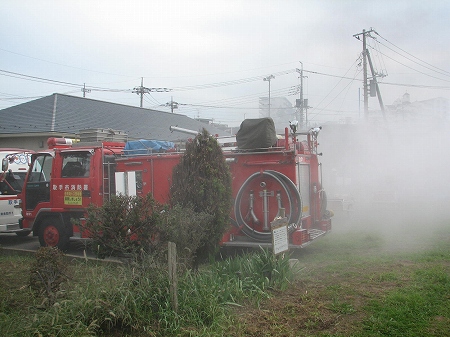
[232, 270, 368, 336]
[229, 211, 450, 337]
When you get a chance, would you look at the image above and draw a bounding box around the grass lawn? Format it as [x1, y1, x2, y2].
[0, 211, 449, 336]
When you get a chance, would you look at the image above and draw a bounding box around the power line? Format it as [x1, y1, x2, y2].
[170, 69, 297, 91]
[373, 31, 450, 77]
[309, 59, 361, 121]
[179, 103, 260, 110]
[0, 47, 137, 78]
[0, 69, 132, 92]
[379, 82, 450, 90]
[302, 69, 360, 81]
[367, 48, 450, 83]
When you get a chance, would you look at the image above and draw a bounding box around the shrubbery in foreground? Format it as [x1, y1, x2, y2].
[1, 248, 292, 336]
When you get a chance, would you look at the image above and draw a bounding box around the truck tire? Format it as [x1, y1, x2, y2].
[38, 218, 70, 251]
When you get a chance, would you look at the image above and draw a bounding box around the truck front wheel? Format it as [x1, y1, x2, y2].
[38, 218, 70, 251]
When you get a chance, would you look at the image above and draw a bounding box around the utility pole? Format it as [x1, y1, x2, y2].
[353, 28, 386, 120]
[165, 96, 179, 113]
[300, 62, 303, 126]
[263, 74, 275, 117]
[296, 64, 308, 129]
[133, 77, 145, 108]
[353, 29, 373, 119]
[304, 98, 309, 128]
[132, 77, 172, 108]
[81, 83, 91, 98]
[363, 29, 368, 119]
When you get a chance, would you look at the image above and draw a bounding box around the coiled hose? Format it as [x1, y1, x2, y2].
[234, 170, 302, 242]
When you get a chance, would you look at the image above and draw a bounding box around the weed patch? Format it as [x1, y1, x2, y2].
[1, 222, 449, 336]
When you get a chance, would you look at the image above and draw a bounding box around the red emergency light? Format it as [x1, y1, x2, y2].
[47, 137, 73, 149]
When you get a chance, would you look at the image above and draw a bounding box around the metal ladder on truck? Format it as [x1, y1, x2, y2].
[102, 144, 119, 203]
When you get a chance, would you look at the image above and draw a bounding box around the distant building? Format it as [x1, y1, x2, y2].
[384, 93, 449, 125]
[259, 97, 296, 131]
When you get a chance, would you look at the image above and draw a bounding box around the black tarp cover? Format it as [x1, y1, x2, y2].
[236, 118, 277, 149]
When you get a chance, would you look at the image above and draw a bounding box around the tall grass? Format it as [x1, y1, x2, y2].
[0, 248, 293, 336]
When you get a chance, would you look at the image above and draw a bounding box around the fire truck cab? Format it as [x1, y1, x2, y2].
[20, 138, 124, 250]
[0, 149, 33, 235]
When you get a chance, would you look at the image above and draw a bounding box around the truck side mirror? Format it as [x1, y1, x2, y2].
[1, 158, 8, 172]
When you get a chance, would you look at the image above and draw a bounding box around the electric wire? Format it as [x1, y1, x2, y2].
[373, 31, 450, 77]
[0, 47, 138, 78]
[366, 46, 450, 83]
[2, 39, 448, 126]
[170, 69, 297, 91]
[367, 37, 388, 78]
[379, 82, 450, 90]
[308, 58, 360, 121]
[0, 69, 132, 92]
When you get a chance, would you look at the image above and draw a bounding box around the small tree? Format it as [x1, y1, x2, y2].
[170, 129, 232, 265]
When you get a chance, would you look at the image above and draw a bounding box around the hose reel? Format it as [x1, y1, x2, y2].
[234, 170, 302, 242]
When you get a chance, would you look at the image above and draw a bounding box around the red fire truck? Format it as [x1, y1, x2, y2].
[18, 119, 331, 251]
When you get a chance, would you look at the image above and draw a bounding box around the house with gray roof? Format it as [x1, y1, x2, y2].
[0, 93, 229, 151]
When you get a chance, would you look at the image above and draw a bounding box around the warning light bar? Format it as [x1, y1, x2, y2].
[47, 137, 73, 149]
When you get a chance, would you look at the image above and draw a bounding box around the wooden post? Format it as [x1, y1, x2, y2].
[168, 241, 178, 313]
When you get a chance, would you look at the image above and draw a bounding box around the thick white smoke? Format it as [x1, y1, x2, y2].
[319, 114, 450, 252]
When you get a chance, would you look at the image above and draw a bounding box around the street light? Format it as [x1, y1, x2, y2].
[263, 74, 275, 117]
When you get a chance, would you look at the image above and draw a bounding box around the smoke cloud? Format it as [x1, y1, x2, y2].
[319, 113, 450, 252]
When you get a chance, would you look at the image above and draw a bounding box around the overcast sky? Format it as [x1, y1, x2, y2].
[1, 0, 449, 127]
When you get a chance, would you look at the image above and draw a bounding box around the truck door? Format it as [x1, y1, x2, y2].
[52, 151, 92, 208]
[25, 153, 53, 211]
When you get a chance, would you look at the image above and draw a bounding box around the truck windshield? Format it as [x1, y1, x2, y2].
[27, 154, 52, 183]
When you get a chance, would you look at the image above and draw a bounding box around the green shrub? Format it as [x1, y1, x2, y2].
[29, 247, 69, 306]
[170, 129, 232, 266]
[158, 204, 213, 270]
[80, 193, 216, 270]
[79, 193, 164, 259]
